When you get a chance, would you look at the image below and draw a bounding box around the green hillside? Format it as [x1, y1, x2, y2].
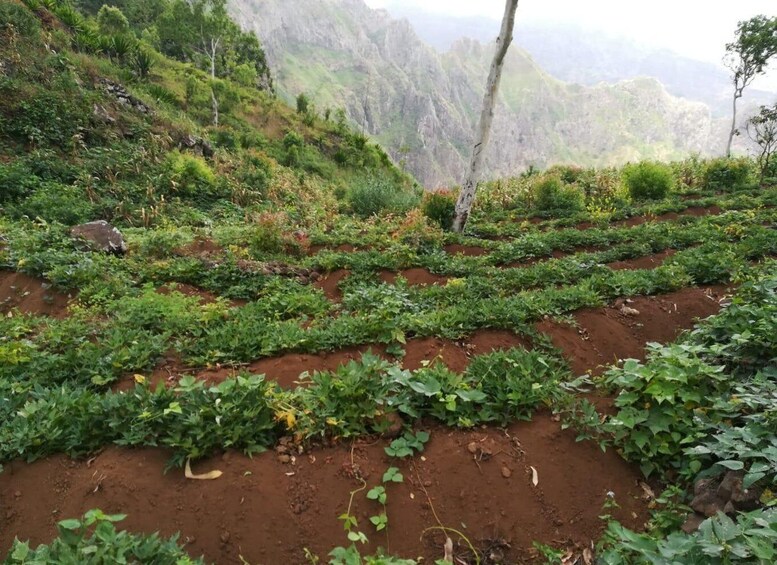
[0, 0, 414, 231]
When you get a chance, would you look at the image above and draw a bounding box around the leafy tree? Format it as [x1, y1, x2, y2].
[452, 0, 519, 232]
[97, 5, 130, 36]
[746, 103, 777, 183]
[296, 92, 310, 114]
[724, 15, 777, 157]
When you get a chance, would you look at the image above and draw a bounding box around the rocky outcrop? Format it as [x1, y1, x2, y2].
[98, 79, 151, 114]
[70, 221, 128, 256]
[229, 0, 717, 188]
[179, 134, 215, 158]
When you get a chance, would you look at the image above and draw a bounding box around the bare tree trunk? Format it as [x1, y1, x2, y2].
[452, 0, 519, 233]
[207, 37, 220, 126]
[726, 94, 739, 157]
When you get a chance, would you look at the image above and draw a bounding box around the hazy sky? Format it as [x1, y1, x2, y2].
[366, 0, 777, 87]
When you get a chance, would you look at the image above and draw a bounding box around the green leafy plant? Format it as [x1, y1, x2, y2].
[623, 161, 674, 200]
[421, 190, 457, 230]
[703, 158, 752, 191]
[533, 174, 585, 214]
[3, 509, 202, 564]
[598, 509, 777, 564]
[384, 430, 429, 458]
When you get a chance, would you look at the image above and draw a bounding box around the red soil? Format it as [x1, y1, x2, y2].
[614, 204, 723, 228]
[0, 420, 650, 564]
[313, 269, 350, 301]
[0, 271, 73, 318]
[444, 244, 489, 257]
[606, 249, 676, 271]
[537, 285, 727, 377]
[119, 330, 531, 392]
[403, 330, 530, 372]
[379, 268, 449, 287]
[198, 346, 388, 388]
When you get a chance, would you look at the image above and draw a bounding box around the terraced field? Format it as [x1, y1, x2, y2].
[2, 187, 777, 563]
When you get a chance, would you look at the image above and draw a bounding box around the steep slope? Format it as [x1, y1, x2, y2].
[231, 0, 717, 187]
[0, 0, 410, 230]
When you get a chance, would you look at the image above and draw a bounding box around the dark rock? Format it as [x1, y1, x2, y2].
[98, 79, 151, 114]
[717, 471, 742, 500]
[179, 134, 214, 158]
[731, 483, 763, 511]
[693, 478, 716, 496]
[689, 489, 727, 517]
[70, 221, 127, 255]
[681, 512, 706, 534]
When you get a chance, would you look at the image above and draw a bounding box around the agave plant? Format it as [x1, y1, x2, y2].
[72, 29, 99, 54]
[109, 34, 137, 65]
[133, 49, 154, 80]
[54, 4, 86, 34]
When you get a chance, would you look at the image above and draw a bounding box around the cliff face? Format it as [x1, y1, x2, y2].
[231, 0, 716, 187]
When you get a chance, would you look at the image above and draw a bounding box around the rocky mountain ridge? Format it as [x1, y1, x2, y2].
[231, 0, 724, 187]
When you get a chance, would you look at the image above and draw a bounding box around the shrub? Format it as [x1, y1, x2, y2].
[421, 190, 456, 230]
[0, 162, 40, 203]
[347, 176, 419, 218]
[393, 209, 444, 251]
[163, 152, 216, 198]
[622, 161, 674, 200]
[533, 175, 584, 214]
[702, 157, 753, 191]
[247, 211, 302, 256]
[97, 5, 130, 36]
[7, 183, 96, 224]
[546, 164, 584, 184]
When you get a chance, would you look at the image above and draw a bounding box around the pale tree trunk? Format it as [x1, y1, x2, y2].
[452, 0, 519, 233]
[204, 36, 221, 126]
[726, 93, 739, 157]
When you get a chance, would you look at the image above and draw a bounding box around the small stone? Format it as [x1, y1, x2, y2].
[501, 466, 512, 479]
[620, 306, 640, 316]
[278, 454, 291, 464]
[467, 442, 479, 454]
[219, 531, 230, 544]
[423, 480, 432, 487]
[13, 491, 21, 498]
[275, 445, 289, 455]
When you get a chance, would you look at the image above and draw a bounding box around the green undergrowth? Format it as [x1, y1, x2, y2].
[3, 509, 202, 564]
[551, 270, 777, 563]
[0, 347, 571, 467]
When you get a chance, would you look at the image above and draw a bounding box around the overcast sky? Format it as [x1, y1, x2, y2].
[366, 0, 777, 88]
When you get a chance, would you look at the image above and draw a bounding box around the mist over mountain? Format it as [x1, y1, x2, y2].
[230, 0, 747, 187]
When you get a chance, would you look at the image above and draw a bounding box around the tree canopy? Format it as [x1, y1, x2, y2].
[724, 15, 777, 156]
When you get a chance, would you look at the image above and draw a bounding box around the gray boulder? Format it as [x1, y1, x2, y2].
[70, 221, 127, 255]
